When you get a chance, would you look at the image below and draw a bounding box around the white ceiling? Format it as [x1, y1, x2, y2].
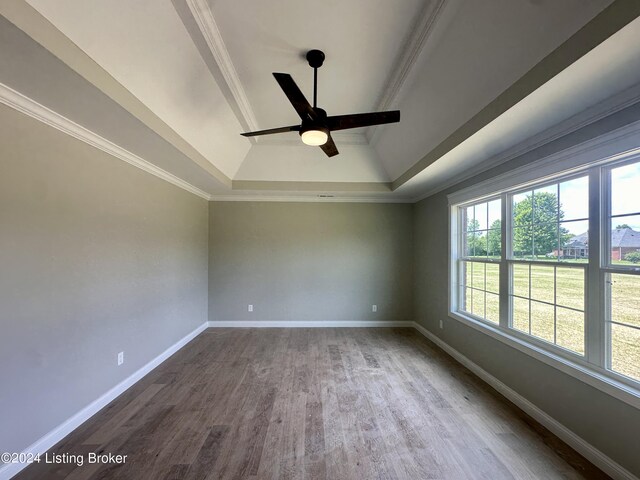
[3, 0, 639, 200]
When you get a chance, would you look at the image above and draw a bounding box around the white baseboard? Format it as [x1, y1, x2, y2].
[411, 321, 637, 480]
[207, 320, 413, 328]
[0, 322, 208, 480]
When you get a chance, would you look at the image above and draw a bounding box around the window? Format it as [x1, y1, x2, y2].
[606, 161, 640, 382]
[458, 199, 501, 324]
[509, 176, 588, 355]
[450, 151, 640, 400]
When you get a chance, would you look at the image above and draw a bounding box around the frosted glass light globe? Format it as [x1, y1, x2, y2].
[301, 129, 328, 146]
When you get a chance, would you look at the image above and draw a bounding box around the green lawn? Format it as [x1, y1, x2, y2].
[462, 261, 640, 382]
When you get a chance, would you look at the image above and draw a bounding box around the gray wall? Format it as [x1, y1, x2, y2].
[209, 201, 413, 323]
[0, 104, 209, 456]
[414, 103, 640, 476]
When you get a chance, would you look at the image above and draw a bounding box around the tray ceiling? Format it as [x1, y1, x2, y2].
[2, 0, 639, 200]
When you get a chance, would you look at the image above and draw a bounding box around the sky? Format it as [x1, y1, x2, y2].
[610, 161, 640, 230]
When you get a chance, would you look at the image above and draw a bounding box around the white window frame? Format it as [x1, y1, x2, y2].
[448, 119, 640, 409]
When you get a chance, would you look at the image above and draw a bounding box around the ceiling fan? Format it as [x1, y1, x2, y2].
[240, 49, 400, 157]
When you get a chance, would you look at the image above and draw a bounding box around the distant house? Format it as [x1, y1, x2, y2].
[561, 232, 589, 258]
[559, 227, 640, 260]
[610, 227, 640, 260]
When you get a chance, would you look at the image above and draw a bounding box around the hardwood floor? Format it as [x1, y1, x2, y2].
[15, 328, 608, 480]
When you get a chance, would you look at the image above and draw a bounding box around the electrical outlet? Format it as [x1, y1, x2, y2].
[372, 305, 377, 312]
[117, 352, 124, 366]
[439, 320, 444, 330]
[248, 304, 253, 312]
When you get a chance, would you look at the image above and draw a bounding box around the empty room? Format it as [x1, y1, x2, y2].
[2, 1, 640, 479]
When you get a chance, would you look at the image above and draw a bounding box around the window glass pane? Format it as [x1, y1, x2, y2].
[533, 223, 559, 259]
[556, 268, 584, 311]
[475, 203, 488, 231]
[464, 205, 475, 233]
[611, 162, 640, 217]
[472, 262, 485, 290]
[513, 191, 531, 221]
[486, 293, 499, 324]
[610, 216, 640, 264]
[485, 263, 499, 294]
[488, 199, 501, 227]
[512, 263, 529, 298]
[531, 301, 554, 343]
[611, 323, 640, 382]
[465, 231, 476, 257]
[487, 228, 501, 258]
[513, 297, 529, 333]
[560, 220, 589, 261]
[513, 227, 533, 259]
[472, 289, 485, 318]
[530, 265, 554, 304]
[476, 232, 488, 258]
[533, 184, 559, 225]
[559, 176, 589, 221]
[611, 273, 640, 329]
[556, 307, 584, 355]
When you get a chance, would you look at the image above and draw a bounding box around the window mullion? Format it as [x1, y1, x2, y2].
[586, 167, 604, 367]
[499, 192, 509, 328]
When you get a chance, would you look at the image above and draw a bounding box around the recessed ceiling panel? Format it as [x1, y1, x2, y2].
[235, 143, 390, 183]
[209, 0, 426, 131]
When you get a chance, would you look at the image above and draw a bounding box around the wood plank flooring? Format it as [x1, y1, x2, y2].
[14, 328, 608, 479]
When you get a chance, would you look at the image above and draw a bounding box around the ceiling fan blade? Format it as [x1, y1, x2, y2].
[327, 110, 400, 131]
[320, 134, 339, 157]
[240, 125, 300, 137]
[273, 73, 316, 121]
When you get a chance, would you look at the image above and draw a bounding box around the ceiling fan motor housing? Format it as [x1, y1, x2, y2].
[300, 107, 329, 145]
[306, 49, 325, 68]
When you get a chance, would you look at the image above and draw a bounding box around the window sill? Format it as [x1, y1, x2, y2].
[448, 310, 640, 410]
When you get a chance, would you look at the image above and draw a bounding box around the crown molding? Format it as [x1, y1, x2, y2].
[186, 0, 259, 137]
[411, 83, 640, 203]
[367, 0, 448, 145]
[209, 194, 413, 204]
[0, 83, 212, 201]
[232, 180, 391, 192]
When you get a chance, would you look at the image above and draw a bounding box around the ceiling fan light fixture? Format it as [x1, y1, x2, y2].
[300, 127, 329, 146]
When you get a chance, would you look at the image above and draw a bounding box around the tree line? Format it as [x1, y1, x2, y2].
[467, 192, 572, 257]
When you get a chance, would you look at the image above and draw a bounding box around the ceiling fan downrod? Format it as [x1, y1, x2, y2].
[306, 49, 325, 109]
